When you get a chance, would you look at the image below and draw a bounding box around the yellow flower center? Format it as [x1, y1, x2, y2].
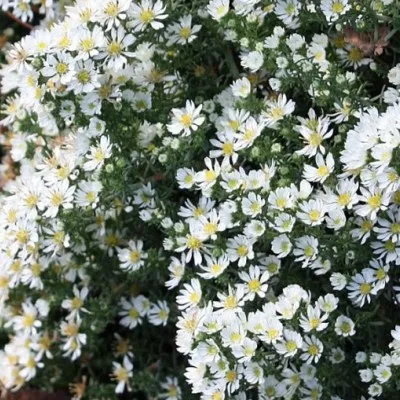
[53, 231, 65, 245]
[341, 322, 351, 334]
[130, 250, 141, 263]
[189, 292, 200, 303]
[86, 192, 97, 203]
[317, 165, 329, 177]
[332, 2, 345, 13]
[226, 370, 237, 383]
[224, 295, 237, 309]
[309, 132, 322, 146]
[270, 107, 284, 120]
[376, 268, 386, 281]
[25, 194, 38, 208]
[237, 245, 248, 257]
[204, 222, 217, 235]
[276, 198, 287, 208]
[80, 38, 95, 52]
[267, 328, 279, 339]
[23, 314, 35, 327]
[349, 47, 363, 62]
[31, 263, 41, 277]
[229, 120, 240, 131]
[211, 263, 222, 274]
[308, 344, 319, 356]
[56, 63, 68, 75]
[187, 236, 202, 250]
[285, 3, 296, 14]
[71, 297, 83, 309]
[267, 263, 278, 274]
[308, 210, 321, 222]
[77, 70, 90, 84]
[105, 234, 119, 247]
[184, 174, 193, 184]
[361, 220, 373, 232]
[230, 332, 241, 342]
[286, 340, 297, 352]
[338, 192, 351, 206]
[179, 27, 192, 40]
[115, 367, 129, 382]
[222, 142, 233, 156]
[193, 207, 204, 217]
[128, 308, 139, 319]
[51, 193, 64, 207]
[108, 41, 122, 55]
[385, 241, 395, 252]
[205, 170, 216, 181]
[59, 36, 72, 49]
[168, 386, 178, 397]
[94, 149, 105, 161]
[180, 113, 193, 128]
[304, 245, 315, 257]
[105, 2, 119, 16]
[248, 279, 261, 292]
[368, 194, 382, 209]
[16, 230, 29, 244]
[360, 283, 371, 295]
[392, 223, 400, 234]
[310, 318, 320, 329]
[140, 9, 155, 24]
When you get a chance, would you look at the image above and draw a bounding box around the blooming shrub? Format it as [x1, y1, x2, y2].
[1, 0, 400, 399]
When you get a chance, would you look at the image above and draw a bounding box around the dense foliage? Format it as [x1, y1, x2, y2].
[1, 0, 400, 399]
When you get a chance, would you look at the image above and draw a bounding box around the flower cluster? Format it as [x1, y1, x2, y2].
[1, 0, 400, 399]
[0, 0, 64, 24]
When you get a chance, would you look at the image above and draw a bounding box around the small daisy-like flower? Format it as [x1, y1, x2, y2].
[347, 269, 376, 307]
[238, 265, 269, 301]
[118, 296, 147, 329]
[176, 278, 202, 310]
[303, 153, 335, 183]
[117, 240, 148, 272]
[213, 285, 246, 316]
[271, 234, 293, 258]
[198, 254, 229, 279]
[112, 356, 133, 393]
[355, 187, 390, 220]
[227, 235, 255, 267]
[335, 315, 356, 337]
[207, 0, 229, 21]
[240, 51, 264, 73]
[148, 300, 170, 326]
[159, 376, 182, 400]
[128, 0, 168, 32]
[96, 26, 135, 70]
[295, 108, 333, 157]
[299, 305, 328, 333]
[241, 192, 265, 217]
[321, 0, 350, 23]
[41, 53, 76, 85]
[262, 94, 295, 128]
[231, 77, 251, 98]
[99, 0, 132, 30]
[167, 100, 205, 136]
[166, 15, 202, 46]
[83, 136, 113, 171]
[274, 329, 303, 358]
[301, 335, 324, 364]
[297, 198, 327, 226]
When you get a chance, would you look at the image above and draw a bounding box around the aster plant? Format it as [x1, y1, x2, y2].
[1, 0, 400, 399]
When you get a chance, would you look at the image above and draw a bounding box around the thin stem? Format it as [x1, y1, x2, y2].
[5, 11, 34, 30]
